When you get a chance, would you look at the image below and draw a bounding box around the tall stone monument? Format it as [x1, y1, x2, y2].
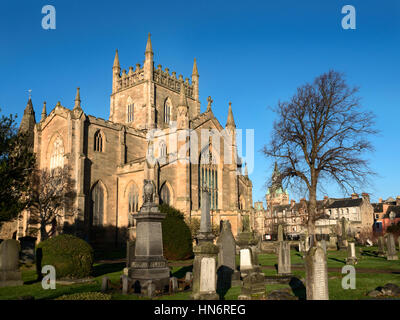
[386, 233, 398, 261]
[346, 242, 358, 265]
[216, 220, 240, 291]
[191, 191, 219, 300]
[0, 239, 23, 287]
[126, 180, 170, 295]
[277, 224, 284, 242]
[305, 242, 329, 300]
[278, 241, 291, 275]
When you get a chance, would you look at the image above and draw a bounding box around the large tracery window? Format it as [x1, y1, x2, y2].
[94, 130, 104, 152]
[50, 137, 64, 171]
[91, 182, 105, 226]
[160, 183, 171, 205]
[164, 100, 171, 124]
[128, 184, 139, 214]
[198, 148, 218, 210]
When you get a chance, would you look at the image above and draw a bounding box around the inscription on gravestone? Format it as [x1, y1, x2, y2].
[200, 258, 216, 292]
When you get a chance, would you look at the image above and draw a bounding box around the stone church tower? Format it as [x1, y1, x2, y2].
[16, 34, 253, 244]
[266, 162, 289, 209]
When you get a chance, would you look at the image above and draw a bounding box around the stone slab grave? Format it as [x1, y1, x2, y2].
[238, 272, 266, 300]
[305, 242, 329, 300]
[278, 241, 291, 276]
[216, 220, 240, 290]
[386, 233, 398, 261]
[377, 236, 386, 257]
[0, 239, 23, 287]
[346, 242, 358, 265]
[19, 236, 36, 265]
[328, 235, 337, 251]
[191, 191, 219, 300]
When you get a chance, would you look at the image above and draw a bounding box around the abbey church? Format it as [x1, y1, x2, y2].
[14, 34, 253, 243]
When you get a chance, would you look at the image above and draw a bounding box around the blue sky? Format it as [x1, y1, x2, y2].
[0, 0, 399, 206]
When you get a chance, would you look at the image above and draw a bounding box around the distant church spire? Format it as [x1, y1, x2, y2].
[74, 87, 81, 110]
[19, 97, 36, 147]
[41, 101, 47, 121]
[226, 102, 236, 128]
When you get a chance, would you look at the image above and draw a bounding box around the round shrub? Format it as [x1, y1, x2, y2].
[56, 292, 111, 300]
[37, 234, 94, 279]
[159, 204, 193, 260]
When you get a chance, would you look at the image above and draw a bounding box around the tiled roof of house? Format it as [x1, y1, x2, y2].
[372, 203, 383, 213]
[326, 198, 363, 209]
[383, 206, 400, 219]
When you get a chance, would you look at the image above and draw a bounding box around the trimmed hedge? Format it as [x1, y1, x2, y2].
[36, 234, 94, 279]
[159, 204, 193, 260]
[56, 292, 111, 300]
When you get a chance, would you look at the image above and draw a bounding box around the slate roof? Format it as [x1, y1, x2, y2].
[326, 198, 363, 209]
[372, 203, 383, 213]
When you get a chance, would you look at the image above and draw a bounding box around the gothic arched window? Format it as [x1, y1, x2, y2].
[160, 183, 171, 205]
[164, 100, 171, 124]
[50, 137, 64, 171]
[94, 130, 104, 152]
[128, 184, 139, 214]
[127, 103, 134, 122]
[91, 182, 105, 226]
[198, 148, 218, 210]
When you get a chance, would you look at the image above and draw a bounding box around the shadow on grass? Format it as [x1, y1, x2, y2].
[93, 262, 125, 277]
[289, 277, 306, 300]
[171, 265, 193, 279]
[328, 257, 346, 264]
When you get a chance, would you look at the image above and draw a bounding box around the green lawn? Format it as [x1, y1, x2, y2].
[0, 246, 399, 300]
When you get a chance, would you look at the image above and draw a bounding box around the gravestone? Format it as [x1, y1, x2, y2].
[19, 236, 36, 265]
[346, 242, 358, 265]
[377, 236, 385, 257]
[217, 220, 240, 291]
[0, 239, 23, 287]
[126, 180, 170, 296]
[305, 243, 329, 300]
[328, 234, 337, 251]
[101, 276, 110, 292]
[339, 217, 349, 249]
[238, 272, 266, 300]
[169, 277, 178, 293]
[386, 233, 398, 261]
[277, 224, 284, 242]
[191, 191, 219, 300]
[278, 241, 291, 275]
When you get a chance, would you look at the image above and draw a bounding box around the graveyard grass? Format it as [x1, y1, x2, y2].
[0, 246, 398, 300]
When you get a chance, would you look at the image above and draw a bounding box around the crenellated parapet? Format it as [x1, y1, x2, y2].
[114, 64, 145, 93]
[153, 64, 194, 99]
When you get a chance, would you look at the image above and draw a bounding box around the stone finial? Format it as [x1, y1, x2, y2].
[226, 101, 236, 128]
[206, 96, 213, 112]
[192, 58, 199, 76]
[41, 101, 47, 121]
[74, 87, 81, 110]
[113, 49, 120, 69]
[145, 33, 153, 53]
[179, 82, 187, 107]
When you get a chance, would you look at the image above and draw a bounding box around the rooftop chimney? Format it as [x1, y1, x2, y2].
[351, 193, 359, 199]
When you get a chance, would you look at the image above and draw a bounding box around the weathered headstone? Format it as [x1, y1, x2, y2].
[101, 276, 110, 292]
[0, 239, 23, 287]
[386, 233, 398, 261]
[377, 236, 385, 257]
[126, 180, 170, 296]
[278, 241, 291, 276]
[328, 234, 337, 251]
[339, 217, 349, 249]
[305, 243, 329, 300]
[346, 242, 358, 265]
[277, 224, 284, 242]
[191, 191, 219, 300]
[169, 277, 178, 293]
[217, 220, 239, 291]
[19, 236, 36, 265]
[121, 274, 129, 294]
[238, 272, 266, 300]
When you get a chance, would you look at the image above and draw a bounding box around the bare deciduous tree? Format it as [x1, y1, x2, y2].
[28, 166, 76, 241]
[263, 70, 377, 236]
